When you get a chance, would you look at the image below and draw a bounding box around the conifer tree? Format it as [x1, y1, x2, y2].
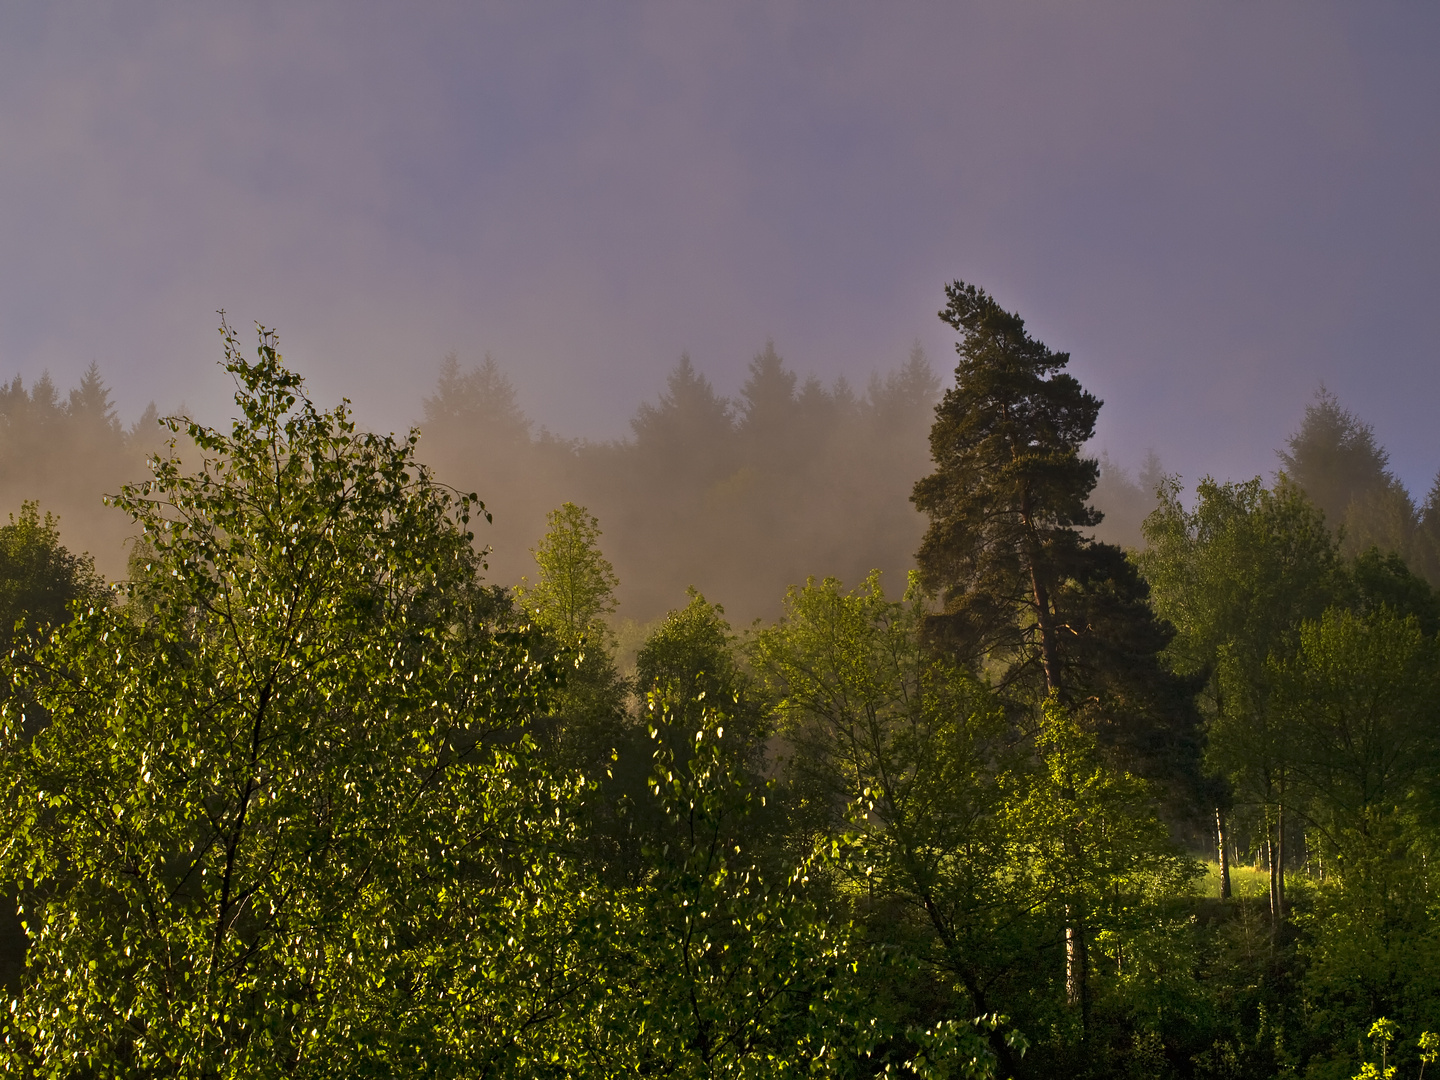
[1279, 387, 1424, 568]
[1279, 387, 1395, 532]
[913, 281, 1103, 696]
[421, 351, 532, 451]
[912, 282, 1199, 800]
[628, 353, 735, 488]
[738, 341, 799, 440]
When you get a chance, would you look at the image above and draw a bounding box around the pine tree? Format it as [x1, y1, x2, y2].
[913, 282, 1102, 695]
[913, 282, 1201, 794]
[1416, 472, 1440, 584]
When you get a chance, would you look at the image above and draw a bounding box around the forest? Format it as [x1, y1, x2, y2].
[1, 283, 1439, 1079]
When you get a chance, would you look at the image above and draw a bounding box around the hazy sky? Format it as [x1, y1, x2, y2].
[2, 4, 1437, 494]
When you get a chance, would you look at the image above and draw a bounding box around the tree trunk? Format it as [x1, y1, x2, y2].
[1065, 900, 1088, 1025]
[1029, 561, 1062, 695]
[1019, 495, 1063, 696]
[1276, 801, 1286, 920]
[1267, 833, 1278, 928]
[1215, 807, 1232, 900]
[1266, 805, 1286, 933]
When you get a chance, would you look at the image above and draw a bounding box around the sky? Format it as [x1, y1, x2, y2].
[1, 3, 1437, 496]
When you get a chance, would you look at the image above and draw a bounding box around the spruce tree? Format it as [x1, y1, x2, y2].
[1278, 386, 1394, 531]
[1279, 387, 1426, 568]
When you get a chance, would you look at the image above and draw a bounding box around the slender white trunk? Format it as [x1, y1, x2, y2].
[1216, 808, 1232, 900]
[1065, 901, 1088, 1021]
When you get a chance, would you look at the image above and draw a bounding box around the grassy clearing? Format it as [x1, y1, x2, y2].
[1195, 860, 1271, 899]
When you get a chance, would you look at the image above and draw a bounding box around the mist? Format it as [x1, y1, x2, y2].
[2, 346, 937, 626]
[414, 342, 937, 628]
[8, 340, 1440, 646]
[0, 368, 165, 583]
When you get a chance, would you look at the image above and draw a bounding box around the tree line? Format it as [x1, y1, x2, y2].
[0, 330, 1157, 629]
[0, 291, 1439, 1077]
[416, 340, 943, 627]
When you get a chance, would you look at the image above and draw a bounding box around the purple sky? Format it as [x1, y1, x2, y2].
[2, 3, 1437, 495]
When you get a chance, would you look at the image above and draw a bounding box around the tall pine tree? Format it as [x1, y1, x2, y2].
[913, 281, 1201, 804]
